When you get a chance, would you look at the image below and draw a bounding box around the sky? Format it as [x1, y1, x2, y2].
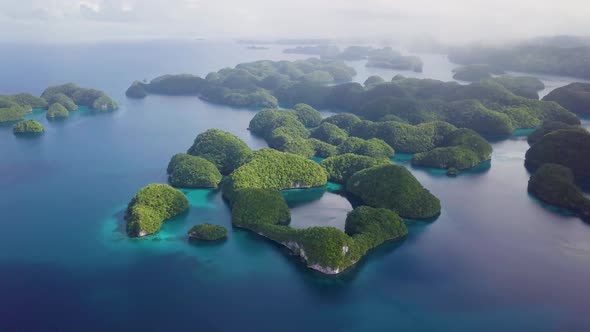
[1, 0, 589, 44]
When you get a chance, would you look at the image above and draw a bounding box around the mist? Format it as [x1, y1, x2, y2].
[1, 0, 589, 45]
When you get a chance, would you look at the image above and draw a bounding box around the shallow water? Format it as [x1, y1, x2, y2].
[0, 41, 589, 331]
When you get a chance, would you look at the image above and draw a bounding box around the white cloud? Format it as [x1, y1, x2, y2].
[0, 0, 588, 43]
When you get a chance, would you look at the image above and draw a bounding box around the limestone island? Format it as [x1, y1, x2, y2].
[166, 153, 222, 188]
[528, 164, 590, 221]
[543, 82, 590, 116]
[188, 223, 228, 241]
[13, 120, 44, 136]
[525, 128, 590, 222]
[0, 83, 118, 124]
[452, 65, 504, 82]
[125, 120, 440, 274]
[126, 184, 189, 237]
[125, 58, 579, 142]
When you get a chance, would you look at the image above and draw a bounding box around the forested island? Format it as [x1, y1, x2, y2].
[1, 83, 118, 126]
[13, 120, 44, 136]
[543, 83, 590, 116]
[525, 125, 590, 221]
[283, 45, 424, 72]
[117, 46, 590, 272]
[448, 42, 590, 79]
[126, 116, 440, 273]
[126, 57, 585, 175]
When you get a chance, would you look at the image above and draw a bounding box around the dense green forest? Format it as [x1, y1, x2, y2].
[0, 83, 117, 123]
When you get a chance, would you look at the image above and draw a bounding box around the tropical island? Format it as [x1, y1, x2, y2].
[188, 223, 228, 241]
[125, 118, 440, 273]
[13, 120, 44, 136]
[452, 65, 505, 82]
[283, 45, 424, 72]
[543, 83, 590, 116]
[448, 41, 590, 80]
[0, 83, 118, 124]
[525, 127, 590, 221]
[127, 58, 578, 143]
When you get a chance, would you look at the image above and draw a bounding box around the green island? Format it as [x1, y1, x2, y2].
[528, 164, 590, 221]
[187, 129, 252, 175]
[166, 154, 222, 188]
[282, 45, 423, 72]
[525, 127, 590, 221]
[525, 128, 590, 180]
[321, 154, 391, 184]
[126, 184, 189, 237]
[347, 164, 441, 219]
[527, 121, 579, 145]
[411, 128, 493, 173]
[188, 223, 228, 241]
[452, 65, 504, 82]
[126, 58, 579, 142]
[126, 116, 439, 273]
[13, 120, 44, 136]
[543, 83, 590, 116]
[448, 41, 590, 80]
[0, 83, 117, 124]
[47, 103, 69, 120]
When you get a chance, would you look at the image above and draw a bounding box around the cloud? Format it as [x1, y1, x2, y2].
[0, 0, 588, 43]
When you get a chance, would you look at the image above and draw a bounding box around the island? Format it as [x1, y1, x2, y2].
[125, 184, 189, 237]
[346, 164, 441, 220]
[127, 104, 446, 274]
[188, 223, 228, 241]
[166, 153, 222, 188]
[13, 120, 44, 136]
[46, 103, 69, 119]
[411, 128, 493, 173]
[524, 126, 590, 220]
[41, 83, 118, 112]
[528, 163, 590, 221]
[0, 94, 47, 123]
[321, 154, 390, 184]
[125, 81, 148, 99]
[0, 83, 118, 124]
[543, 83, 590, 116]
[527, 121, 579, 145]
[448, 41, 590, 80]
[187, 129, 252, 175]
[452, 64, 504, 82]
[365, 48, 423, 72]
[525, 128, 590, 180]
[126, 58, 579, 142]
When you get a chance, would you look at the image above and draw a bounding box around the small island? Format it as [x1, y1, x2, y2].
[0, 83, 118, 124]
[411, 128, 493, 172]
[452, 64, 504, 82]
[188, 223, 228, 241]
[525, 128, 590, 180]
[13, 120, 44, 136]
[122, 118, 440, 274]
[543, 82, 590, 116]
[187, 129, 252, 175]
[166, 154, 222, 188]
[346, 164, 441, 220]
[125, 184, 189, 237]
[528, 164, 590, 221]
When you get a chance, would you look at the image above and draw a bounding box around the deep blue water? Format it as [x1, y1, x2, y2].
[1, 40, 589, 332]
